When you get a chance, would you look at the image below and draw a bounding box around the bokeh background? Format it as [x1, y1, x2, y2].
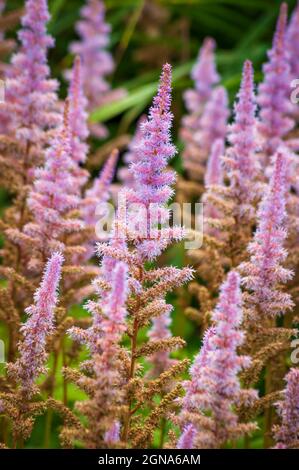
[1, 0, 298, 448]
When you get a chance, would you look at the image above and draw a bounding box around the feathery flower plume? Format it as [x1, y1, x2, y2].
[257, 3, 294, 160]
[25, 100, 82, 265]
[118, 116, 146, 189]
[5, 0, 61, 146]
[202, 138, 224, 238]
[225, 60, 260, 211]
[184, 37, 219, 114]
[180, 39, 223, 184]
[178, 272, 257, 448]
[70, 0, 124, 138]
[240, 150, 294, 319]
[8, 252, 63, 395]
[273, 368, 299, 449]
[287, 2, 299, 81]
[67, 56, 89, 192]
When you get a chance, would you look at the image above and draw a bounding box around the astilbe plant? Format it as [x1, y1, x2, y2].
[69, 0, 125, 138]
[177, 271, 257, 449]
[63, 64, 193, 449]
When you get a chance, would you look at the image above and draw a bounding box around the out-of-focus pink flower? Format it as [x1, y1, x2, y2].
[274, 368, 299, 449]
[257, 3, 294, 160]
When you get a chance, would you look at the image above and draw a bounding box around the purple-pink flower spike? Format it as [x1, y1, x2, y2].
[5, 0, 60, 145]
[287, 2, 299, 80]
[241, 150, 294, 319]
[204, 138, 224, 188]
[68, 56, 89, 192]
[11, 252, 63, 394]
[118, 116, 146, 190]
[274, 368, 299, 449]
[70, 0, 114, 138]
[147, 306, 174, 377]
[184, 37, 219, 114]
[104, 421, 121, 445]
[179, 272, 256, 448]
[226, 60, 259, 206]
[126, 63, 183, 260]
[257, 3, 294, 160]
[197, 86, 229, 161]
[26, 101, 82, 256]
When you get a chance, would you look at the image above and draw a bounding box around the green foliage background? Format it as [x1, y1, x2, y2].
[1, 0, 297, 448]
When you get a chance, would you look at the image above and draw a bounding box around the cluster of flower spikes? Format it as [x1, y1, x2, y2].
[186, 60, 261, 332]
[273, 368, 299, 449]
[1, 252, 65, 444]
[177, 271, 257, 449]
[257, 3, 296, 162]
[69, 0, 125, 139]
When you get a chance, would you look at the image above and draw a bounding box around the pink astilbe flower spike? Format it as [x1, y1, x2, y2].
[287, 2, 299, 79]
[5, 0, 61, 145]
[8, 252, 63, 396]
[197, 86, 229, 158]
[68, 260, 128, 446]
[180, 38, 223, 182]
[70, 0, 125, 138]
[178, 272, 257, 449]
[83, 149, 118, 229]
[224, 60, 260, 213]
[118, 115, 146, 190]
[125, 63, 185, 261]
[25, 101, 83, 260]
[240, 150, 294, 319]
[184, 37, 219, 114]
[177, 423, 197, 450]
[257, 3, 294, 160]
[147, 306, 174, 377]
[202, 138, 224, 238]
[67, 55, 89, 192]
[273, 368, 299, 449]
